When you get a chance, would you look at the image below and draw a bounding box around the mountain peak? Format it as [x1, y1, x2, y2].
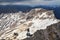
[0, 8, 60, 40]
[26, 8, 55, 20]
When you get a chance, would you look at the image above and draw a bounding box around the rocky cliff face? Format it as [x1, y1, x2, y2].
[0, 8, 60, 40]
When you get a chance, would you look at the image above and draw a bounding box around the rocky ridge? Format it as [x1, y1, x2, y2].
[0, 8, 60, 40]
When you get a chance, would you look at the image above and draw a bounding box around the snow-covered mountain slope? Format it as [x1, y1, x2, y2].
[0, 8, 60, 40]
[23, 22, 60, 40]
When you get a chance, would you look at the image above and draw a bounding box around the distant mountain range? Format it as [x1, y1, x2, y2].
[0, 5, 60, 19]
[0, 5, 32, 13]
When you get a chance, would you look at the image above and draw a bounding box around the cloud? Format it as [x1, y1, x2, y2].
[44, 0, 53, 1]
[0, 0, 29, 2]
[0, 0, 60, 6]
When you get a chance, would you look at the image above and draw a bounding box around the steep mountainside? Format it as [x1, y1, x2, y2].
[23, 22, 60, 40]
[0, 8, 60, 40]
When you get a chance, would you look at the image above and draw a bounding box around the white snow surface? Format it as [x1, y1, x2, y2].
[29, 19, 58, 34]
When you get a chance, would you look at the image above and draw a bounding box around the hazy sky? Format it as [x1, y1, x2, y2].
[0, 0, 60, 6]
